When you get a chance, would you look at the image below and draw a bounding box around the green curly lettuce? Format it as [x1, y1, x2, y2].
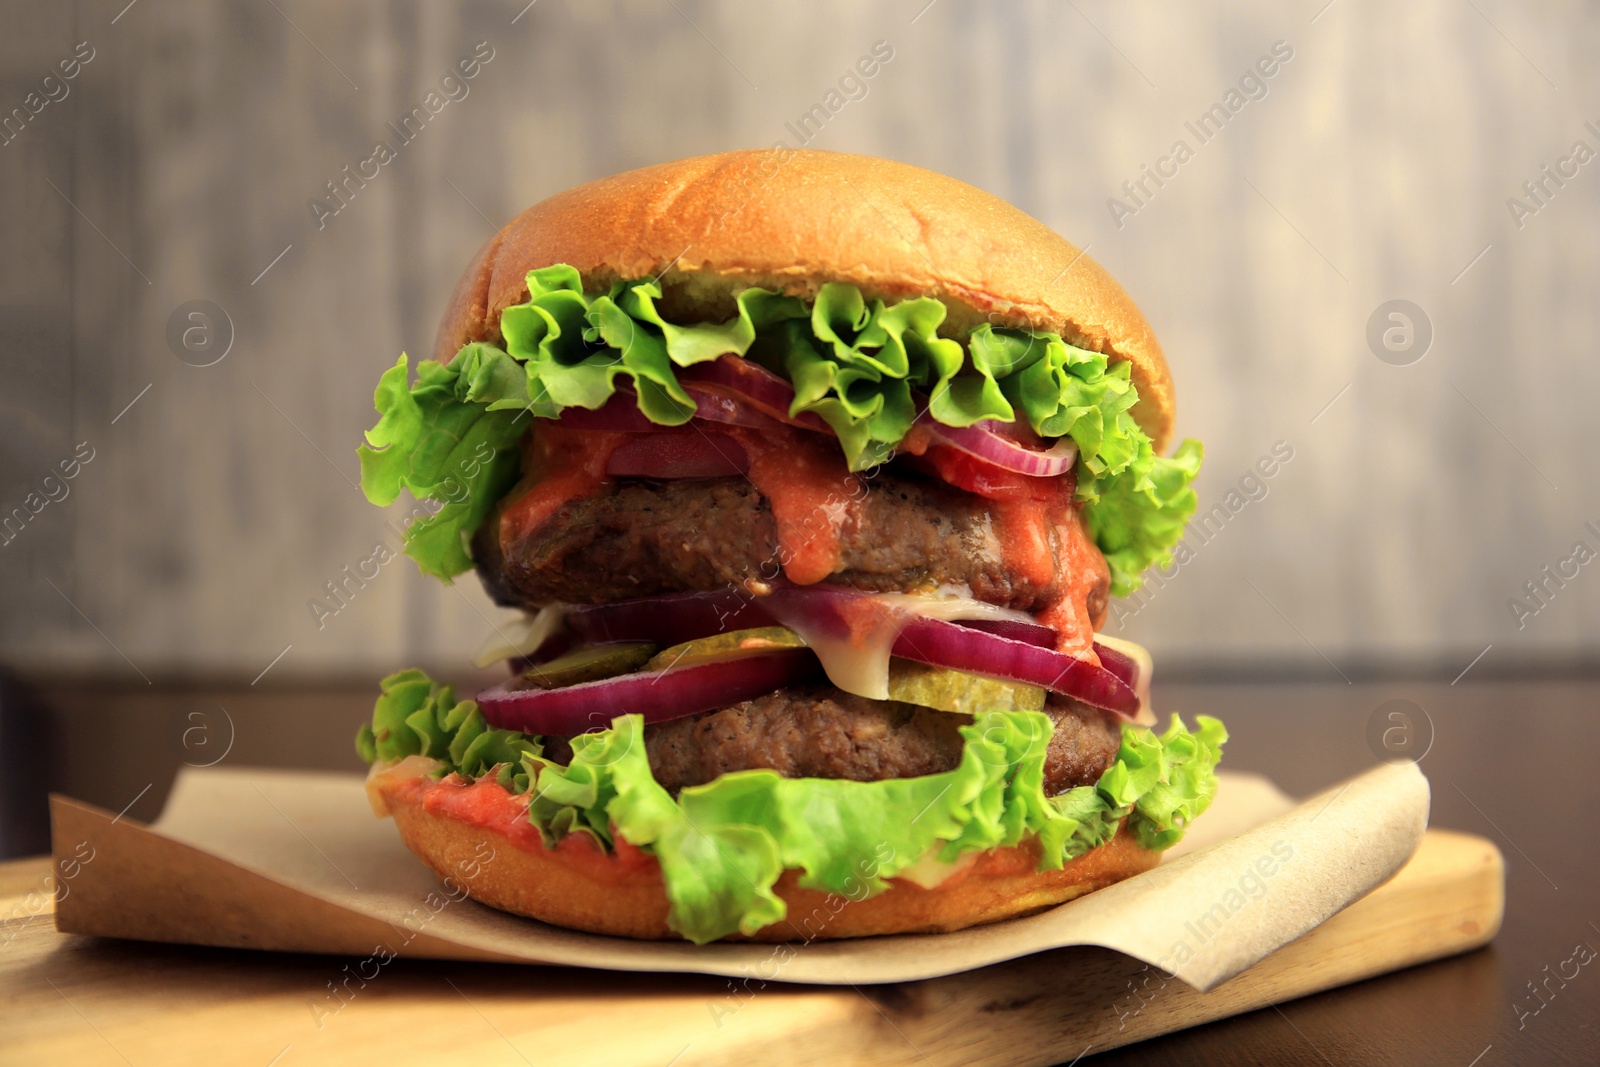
[358, 669, 1226, 944]
[1087, 439, 1205, 598]
[355, 348, 531, 579]
[356, 668, 542, 791]
[357, 265, 1201, 591]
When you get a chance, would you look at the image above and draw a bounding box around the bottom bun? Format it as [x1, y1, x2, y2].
[376, 767, 1161, 942]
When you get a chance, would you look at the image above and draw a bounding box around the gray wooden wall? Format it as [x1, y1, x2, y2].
[3, 0, 1597, 682]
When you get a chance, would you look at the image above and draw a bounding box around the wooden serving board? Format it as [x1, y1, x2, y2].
[0, 829, 1501, 1065]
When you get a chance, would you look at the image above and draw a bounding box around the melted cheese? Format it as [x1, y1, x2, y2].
[769, 590, 1039, 702]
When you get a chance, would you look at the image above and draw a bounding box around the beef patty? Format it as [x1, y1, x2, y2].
[476, 472, 1108, 617]
[538, 686, 1122, 797]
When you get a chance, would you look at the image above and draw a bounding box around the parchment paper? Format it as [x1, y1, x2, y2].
[52, 761, 1428, 991]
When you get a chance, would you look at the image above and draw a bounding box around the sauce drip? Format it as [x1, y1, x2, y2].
[498, 427, 627, 551]
[1034, 504, 1108, 660]
[908, 437, 1105, 659]
[728, 426, 857, 586]
[988, 486, 1105, 659]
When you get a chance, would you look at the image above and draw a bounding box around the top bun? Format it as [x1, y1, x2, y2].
[436, 150, 1175, 451]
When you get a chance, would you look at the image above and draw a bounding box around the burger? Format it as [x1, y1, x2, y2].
[354, 150, 1222, 944]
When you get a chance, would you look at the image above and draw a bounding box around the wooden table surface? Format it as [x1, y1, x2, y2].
[4, 675, 1598, 1065]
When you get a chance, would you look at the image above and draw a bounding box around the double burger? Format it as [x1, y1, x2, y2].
[355, 150, 1222, 944]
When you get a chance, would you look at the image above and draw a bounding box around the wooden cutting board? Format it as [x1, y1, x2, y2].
[0, 828, 1501, 1065]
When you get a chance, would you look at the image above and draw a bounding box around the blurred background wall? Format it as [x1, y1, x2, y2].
[3, 0, 1598, 690]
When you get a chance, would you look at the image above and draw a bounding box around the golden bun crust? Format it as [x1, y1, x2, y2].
[381, 772, 1161, 942]
[434, 150, 1176, 452]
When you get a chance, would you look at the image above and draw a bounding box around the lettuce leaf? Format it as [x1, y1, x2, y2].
[356, 668, 542, 791]
[358, 669, 1226, 944]
[1085, 439, 1205, 598]
[357, 267, 1201, 592]
[356, 351, 531, 580]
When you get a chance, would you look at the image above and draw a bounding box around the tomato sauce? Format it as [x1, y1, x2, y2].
[491, 411, 1105, 655]
[497, 427, 627, 551]
[390, 770, 665, 885]
[906, 435, 1105, 657]
[729, 426, 857, 585]
[1035, 504, 1108, 659]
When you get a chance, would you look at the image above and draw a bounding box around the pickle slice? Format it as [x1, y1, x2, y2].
[644, 627, 807, 672]
[886, 660, 1045, 715]
[521, 641, 656, 689]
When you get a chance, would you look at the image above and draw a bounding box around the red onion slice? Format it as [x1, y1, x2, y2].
[1092, 642, 1138, 690]
[683, 384, 789, 429]
[894, 617, 1137, 717]
[1092, 634, 1152, 713]
[919, 415, 1078, 478]
[565, 589, 770, 645]
[955, 617, 1057, 648]
[555, 384, 783, 434]
[477, 648, 819, 735]
[678, 357, 832, 432]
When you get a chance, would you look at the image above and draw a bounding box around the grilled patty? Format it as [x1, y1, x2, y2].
[539, 686, 1122, 797]
[476, 472, 1106, 616]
